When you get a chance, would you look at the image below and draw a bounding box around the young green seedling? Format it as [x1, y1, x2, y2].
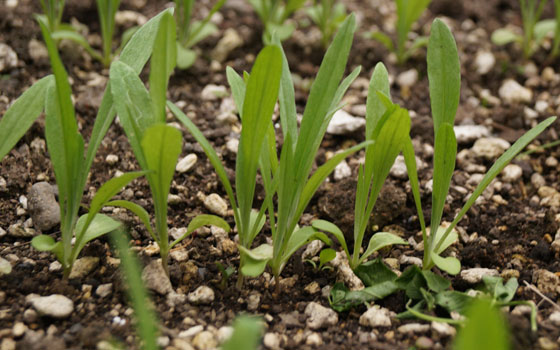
[109, 12, 229, 276]
[38, 0, 122, 66]
[174, 0, 226, 69]
[312, 62, 409, 272]
[306, 0, 347, 49]
[491, 0, 555, 59]
[552, 0, 560, 57]
[404, 19, 556, 276]
[30, 12, 174, 279]
[247, 0, 306, 42]
[370, 0, 431, 64]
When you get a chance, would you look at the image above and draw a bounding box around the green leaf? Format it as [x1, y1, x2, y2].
[482, 276, 518, 303]
[176, 44, 197, 69]
[421, 270, 451, 293]
[149, 11, 176, 122]
[0, 75, 53, 161]
[453, 298, 511, 350]
[358, 232, 408, 266]
[50, 30, 104, 63]
[432, 226, 458, 255]
[226, 66, 247, 115]
[328, 282, 398, 312]
[435, 290, 473, 314]
[396, 0, 431, 60]
[238, 244, 273, 277]
[311, 220, 349, 258]
[319, 248, 337, 267]
[355, 259, 398, 287]
[395, 265, 428, 300]
[402, 136, 427, 247]
[431, 253, 461, 275]
[534, 19, 556, 45]
[186, 21, 218, 47]
[281, 226, 332, 266]
[170, 214, 230, 248]
[222, 316, 263, 350]
[491, 28, 521, 45]
[369, 31, 394, 51]
[366, 62, 391, 139]
[428, 18, 460, 134]
[235, 45, 282, 243]
[31, 235, 64, 263]
[73, 213, 122, 260]
[109, 61, 156, 168]
[430, 123, 456, 241]
[275, 39, 298, 148]
[106, 200, 155, 241]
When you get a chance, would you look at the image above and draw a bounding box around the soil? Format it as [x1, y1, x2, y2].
[1, 0, 560, 349]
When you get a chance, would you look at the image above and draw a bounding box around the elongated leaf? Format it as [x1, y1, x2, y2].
[329, 282, 398, 312]
[235, 46, 282, 242]
[73, 213, 122, 261]
[432, 226, 458, 255]
[238, 244, 273, 277]
[355, 259, 399, 287]
[453, 299, 511, 350]
[430, 123, 456, 242]
[0, 75, 53, 160]
[370, 31, 394, 51]
[402, 136, 427, 244]
[396, 0, 431, 60]
[110, 60, 156, 168]
[491, 28, 521, 45]
[149, 12, 176, 122]
[280, 226, 331, 266]
[366, 62, 390, 139]
[358, 232, 407, 266]
[275, 39, 298, 148]
[428, 18, 460, 134]
[440, 116, 556, 249]
[226, 66, 247, 115]
[110, 230, 159, 350]
[50, 30, 104, 62]
[186, 21, 218, 47]
[106, 200, 156, 241]
[170, 214, 230, 248]
[312, 220, 349, 258]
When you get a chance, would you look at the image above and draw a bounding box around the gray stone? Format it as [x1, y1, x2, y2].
[201, 84, 228, 101]
[532, 269, 560, 296]
[397, 323, 430, 334]
[28, 39, 48, 62]
[12, 322, 26, 338]
[188, 286, 215, 305]
[474, 51, 495, 75]
[30, 294, 74, 318]
[359, 305, 393, 327]
[454, 125, 490, 144]
[192, 331, 218, 350]
[247, 292, 261, 311]
[95, 283, 112, 298]
[263, 332, 281, 350]
[460, 268, 499, 284]
[211, 28, 242, 62]
[472, 137, 511, 160]
[396, 69, 418, 87]
[431, 321, 456, 336]
[326, 110, 365, 135]
[305, 302, 338, 330]
[179, 325, 204, 338]
[68, 257, 99, 279]
[142, 260, 173, 295]
[203, 193, 228, 217]
[334, 160, 352, 181]
[0, 258, 11, 276]
[28, 182, 60, 231]
[499, 79, 532, 104]
[0, 43, 18, 72]
[501, 164, 523, 182]
[548, 311, 560, 326]
[8, 224, 36, 238]
[329, 251, 364, 290]
[306, 332, 323, 346]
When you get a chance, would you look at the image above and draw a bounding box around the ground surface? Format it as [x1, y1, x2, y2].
[1, 0, 560, 349]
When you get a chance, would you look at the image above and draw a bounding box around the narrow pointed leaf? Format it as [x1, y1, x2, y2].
[312, 220, 349, 258]
[106, 200, 156, 240]
[170, 214, 230, 248]
[358, 232, 408, 266]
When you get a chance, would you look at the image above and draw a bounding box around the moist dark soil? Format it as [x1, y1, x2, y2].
[1, 0, 560, 349]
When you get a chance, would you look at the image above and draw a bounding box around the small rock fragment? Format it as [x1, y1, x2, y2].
[415, 336, 434, 349]
[28, 182, 60, 231]
[68, 257, 99, 279]
[501, 164, 523, 182]
[306, 332, 323, 346]
[188, 286, 215, 305]
[192, 331, 218, 350]
[334, 160, 352, 181]
[460, 268, 499, 284]
[247, 292, 261, 311]
[499, 79, 533, 104]
[359, 305, 393, 327]
[397, 323, 430, 334]
[8, 224, 36, 238]
[305, 302, 338, 330]
[28, 39, 48, 62]
[105, 154, 119, 165]
[472, 137, 511, 160]
[326, 110, 365, 135]
[454, 125, 490, 144]
[203, 193, 228, 217]
[176, 154, 197, 173]
[0, 43, 18, 72]
[0, 258, 12, 276]
[211, 28, 243, 62]
[474, 51, 495, 75]
[431, 321, 456, 337]
[263, 332, 282, 350]
[329, 251, 364, 290]
[30, 294, 74, 318]
[142, 260, 173, 295]
[201, 84, 228, 101]
[179, 325, 204, 339]
[532, 269, 560, 296]
[396, 69, 418, 87]
[95, 283, 112, 298]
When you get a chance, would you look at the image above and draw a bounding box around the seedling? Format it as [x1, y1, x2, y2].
[247, 0, 306, 42]
[306, 0, 347, 49]
[215, 262, 236, 290]
[370, 0, 432, 64]
[38, 0, 122, 66]
[109, 12, 229, 276]
[491, 0, 555, 59]
[174, 0, 226, 69]
[552, 0, 560, 57]
[405, 19, 556, 276]
[304, 248, 336, 271]
[311, 62, 409, 272]
[30, 11, 174, 279]
[222, 316, 263, 350]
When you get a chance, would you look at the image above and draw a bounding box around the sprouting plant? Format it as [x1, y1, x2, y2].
[109, 11, 229, 276]
[551, 0, 560, 57]
[306, 0, 347, 49]
[405, 19, 556, 276]
[247, 0, 306, 42]
[370, 0, 432, 64]
[174, 0, 226, 69]
[304, 248, 336, 271]
[222, 315, 263, 350]
[29, 10, 175, 279]
[311, 62, 409, 272]
[37, 0, 121, 66]
[215, 262, 236, 290]
[111, 230, 159, 350]
[170, 15, 367, 290]
[491, 0, 556, 59]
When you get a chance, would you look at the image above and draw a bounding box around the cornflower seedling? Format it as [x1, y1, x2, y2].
[109, 12, 229, 276]
[552, 0, 560, 57]
[491, 0, 555, 59]
[38, 0, 121, 66]
[370, 0, 431, 64]
[306, 0, 347, 49]
[174, 0, 226, 69]
[30, 10, 175, 279]
[404, 19, 556, 276]
[312, 62, 409, 272]
[247, 0, 306, 42]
